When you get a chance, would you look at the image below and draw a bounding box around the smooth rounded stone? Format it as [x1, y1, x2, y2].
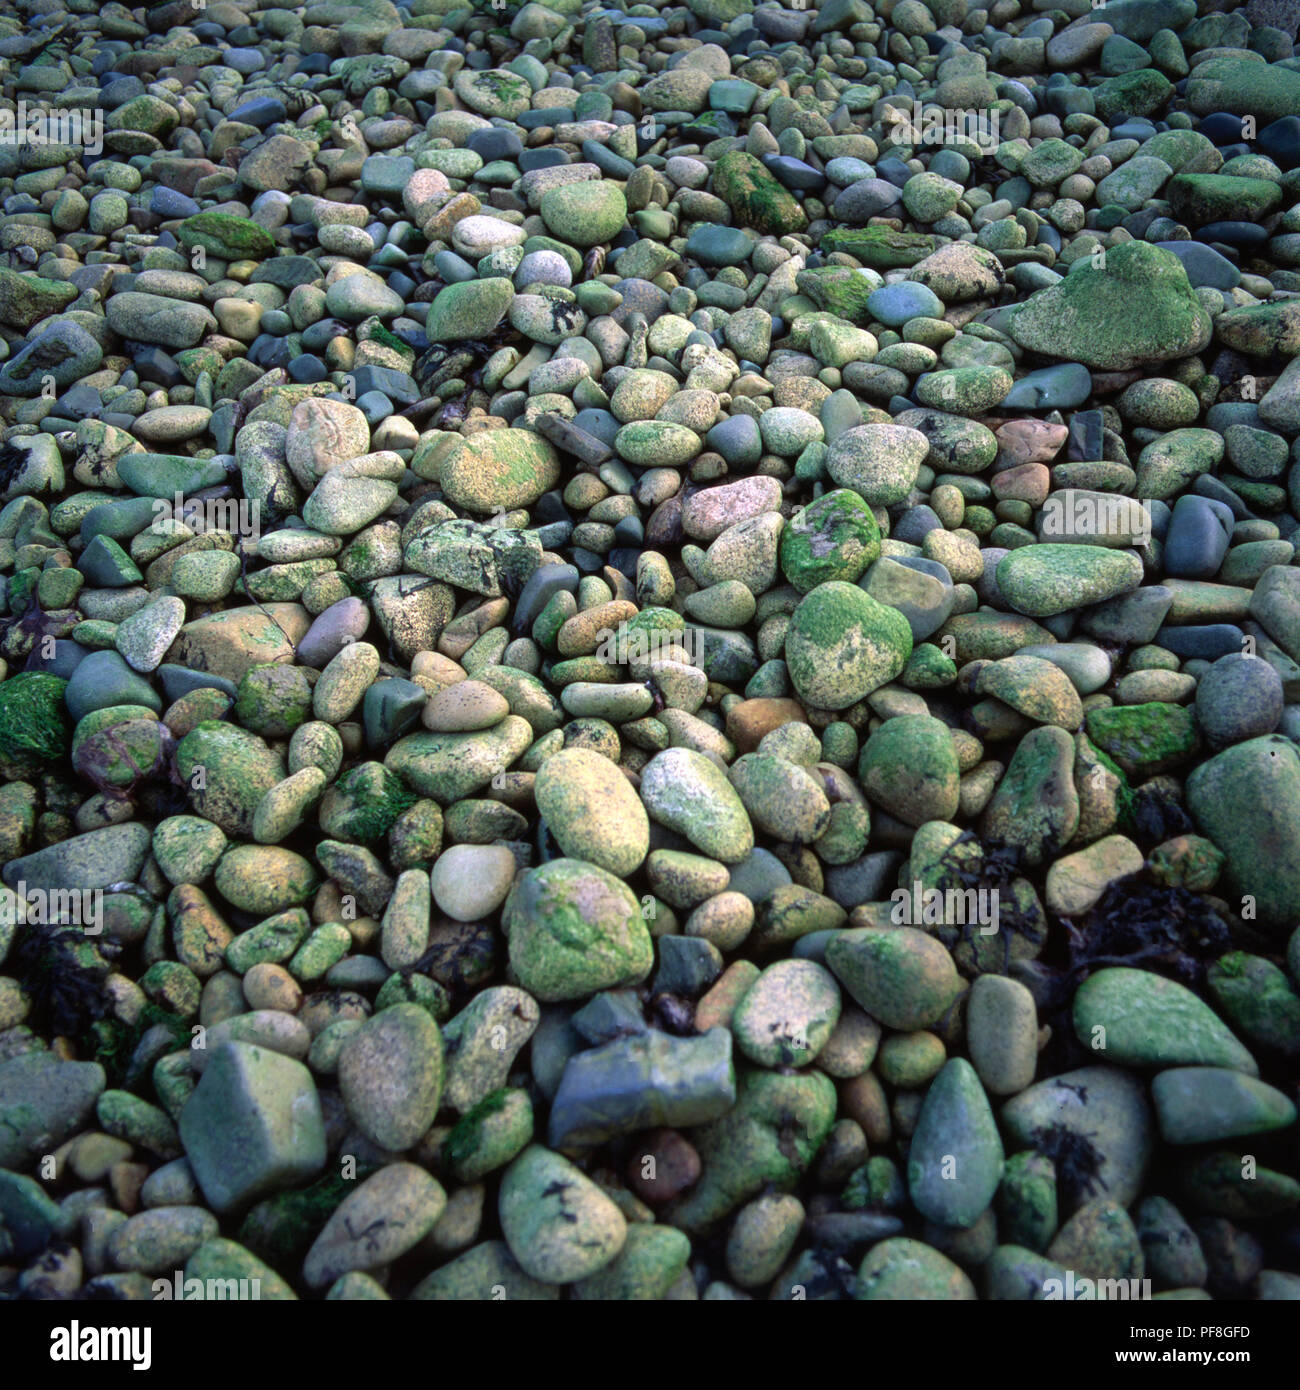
[1072, 967, 1257, 1074]
[996, 545, 1144, 618]
[780, 490, 881, 593]
[430, 844, 518, 923]
[975, 654, 1083, 728]
[703, 415, 764, 472]
[1163, 495, 1233, 579]
[106, 293, 217, 350]
[1194, 652, 1283, 747]
[215, 844, 317, 915]
[539, 181, 628, 248]
[516, 250, 572, 290]
[325, 274, 404, 322]
[907, 1059, 1004, 1230]
[683, 477, 782, 543]
[426, 278, 515, 343]
[505, 859, 653, 1002]
[499, 1145, 626, 1284]
[865, 281, 944, 328]
[410, 1239, 556, 1301]
[1152, 1068, 1296, 1146]
[639, 747, 754, 864]
[826, 928, 962, 1031]
[1001, 1067, 1154, 1208]
[302, 473, 398, 536]
[338, 1004, 444, 1152]
[686, 225, 754, 268]
[113, 596, 185, 673]
[1009, 242, 1211, 370]
[107, 1205, 219, 1274]
[1208, 951, 1300, 1059]
[732, 960, 842, 1069]
[729, 753, 830, 844]
[386, 717, 534, 804]
[785, 581, 913, 711]
[66, 649, 160, 720]
[178, 1043, 325, 1215]
[535, 747, 649, 876]
[1000, 363, 1092, 411]
[560, 682, 654, 720]
[174, 722, 284, 838]
[980, 726, 1079, 868]
[758, 407, 824, 457]
[1045, 835, 1145, 917]
[0, 1054, 105, 1169]
[422, 679, 509, 732]
[856, 1237, 976, 1300]
[1017, 643, 1112, 696]
[861, 557, 953, 644]
[303, 1164, 446, 1287]
[827, 424, 929, 505]
[615, 421, 702, 469]
[966, 975, 1038, 1096]
[858, 715, 959, 827]
[1154, 239, 1241, 291]
[439, 429, 560, 514]
[1186, 735, 1300, 937]
[1045, 1195, 1144, 1284]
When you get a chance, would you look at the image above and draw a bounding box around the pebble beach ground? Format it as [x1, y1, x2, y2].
[0, 0, 1298, 1305]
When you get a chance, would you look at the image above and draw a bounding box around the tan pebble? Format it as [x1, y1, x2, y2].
[422, 678, 510, 732]
[243, 962, 303, 1013]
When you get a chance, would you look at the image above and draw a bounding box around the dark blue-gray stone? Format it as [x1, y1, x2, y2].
[572, 990, 646, 1045]
[652, 934, 722, 996]
[66, 651, 162, 721]
[1163, 495, 1234, 579]
[1154, 240, 1241, 290]
[513, 562, 580, 635]
[363, 677, 426, 749]
[1156, 624, 1245, 660]
[706, 413, 762, 466]
[1001, 362, 1092, 410]
[547, 1027, 736, 1148]
[157, 665, 238, 703]
[685, 225, 753, 268]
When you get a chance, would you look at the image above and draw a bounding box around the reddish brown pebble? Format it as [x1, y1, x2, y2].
[626, 1128, 701, 1205]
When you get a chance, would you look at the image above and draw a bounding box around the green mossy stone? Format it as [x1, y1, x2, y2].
[997, 1151, 1058, 1254]
[498, 1145, 627, 1283]
[779, 489, 881, 593]
[177, 212, 276, 260]
[0, 672, 70, 770]
[1206, 952, 1300, 1058]
[444, 1087, 534, 1181]
[785, 581, 913, 711]
[1008, 242, 1211, 370]
[996, 543, 1145, 618]
[1084, 702, 1199, 777]
[572, 1224, 692, 1300]
[174, 721, 286, 838]
[713, 149, 808, 235]
[855, 1237, 976, 1299]
[505, 858, 653, 1002]
[858, 713, 960, 827]
[825, 927, 963, 1031]
[1072, 967, 1257, 1073]
[410, 1240, 559, 1300]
